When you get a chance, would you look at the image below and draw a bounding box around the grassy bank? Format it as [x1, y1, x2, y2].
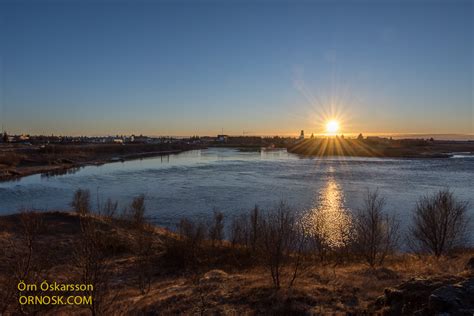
[1, 191, 473, 315]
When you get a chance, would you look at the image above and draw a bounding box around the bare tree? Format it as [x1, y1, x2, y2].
[74, 215, 113, 316]
[102, 198, 118, 219]
[0, 210, 46, 314]
[208, 210, 224, 246]
[72, 188, 114, 314]
[71, 189, 91, 215]
[228, 206, 262, 251]
[128, 195, 155, 294]
[249, 205, 260, 252]
[136, 230, 154, 294]
[129, 194, 146, 228]
[229, 214, 248, 248]
[258, 202, 306, 289]
[409, 189, 470, 257]
[354, 190, 400, 267]
[162, 218, 207, 270]
[306, 217, 331, 264]
[302, 205, 354, 265]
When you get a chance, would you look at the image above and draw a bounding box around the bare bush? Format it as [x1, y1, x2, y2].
[208, 210, 224, 246]
[409, 189, 470, 257]
[258, 202, 306, 289]
[249, 205, 260, 251]
[161, 218, 207, 271]
[74, 215, 113, 316]
[228, 205, 265, 252]
[127, 194, 146, 228]
[229, 214, 249, 248]
[101, 198, 118, 219]
[306, 217, 331, 264]
[302, 205, 355, 265]
[178, 218, 207, 246]
[71, 189, 91, 215]
[0, 210, 48, 314]
[135, 229, 154, 294]
[353, 190, 400, 267]
[127, 196, 155, 294]
[229, 205, 262, 250]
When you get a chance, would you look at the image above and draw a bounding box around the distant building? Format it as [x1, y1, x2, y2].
[133, 135, 149, 143]
[217, 134, 228, 142]
[299, 130, 304, 140]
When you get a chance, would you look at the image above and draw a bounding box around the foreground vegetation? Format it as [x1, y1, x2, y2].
[0, 189, 472, 315]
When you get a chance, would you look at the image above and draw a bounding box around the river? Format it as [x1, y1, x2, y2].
[0, 148, 472, 235]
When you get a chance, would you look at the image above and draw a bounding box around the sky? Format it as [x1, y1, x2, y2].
[0, 0, 472, 137]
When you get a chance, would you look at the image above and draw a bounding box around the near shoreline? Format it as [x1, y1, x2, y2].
[1, 210, 473, 314]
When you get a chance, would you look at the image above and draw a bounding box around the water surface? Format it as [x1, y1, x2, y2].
[0, 148, 472, 234]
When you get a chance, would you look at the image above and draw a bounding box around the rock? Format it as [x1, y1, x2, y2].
[465, 257, 474, 271]
[375, 276, 463, 315]
[428, 278, 474, 315]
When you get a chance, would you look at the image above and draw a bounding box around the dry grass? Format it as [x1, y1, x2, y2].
[0, 211, 472, 315]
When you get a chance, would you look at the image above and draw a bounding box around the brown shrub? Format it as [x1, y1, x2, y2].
[409, 189, 470, 257]
[353, 190, 400, 267]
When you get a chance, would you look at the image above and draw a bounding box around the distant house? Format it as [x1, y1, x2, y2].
[299, 130, 304, 140]
[133, 135, 149, 143]
[113, 138, 124, 144]
[217, 134, 228, 142]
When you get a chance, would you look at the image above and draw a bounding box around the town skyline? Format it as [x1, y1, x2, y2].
[1, 128, 473, 141]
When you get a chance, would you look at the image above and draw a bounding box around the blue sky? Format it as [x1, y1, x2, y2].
[0, 0, 472, 136]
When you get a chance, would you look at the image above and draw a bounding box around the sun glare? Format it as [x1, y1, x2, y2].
[326, 120, 340, 134]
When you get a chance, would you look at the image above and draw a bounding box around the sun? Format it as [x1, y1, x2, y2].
[325, 120, 340, 134]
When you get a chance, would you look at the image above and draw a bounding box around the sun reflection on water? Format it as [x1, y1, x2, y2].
[303, 177, 353, 248]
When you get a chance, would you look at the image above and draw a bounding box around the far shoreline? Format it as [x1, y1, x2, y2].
[287, 138, 474, 159]
[2, 140, 473, 182]
[0, 143, 204, 183]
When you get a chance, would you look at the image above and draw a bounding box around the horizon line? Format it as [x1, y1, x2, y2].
[3, 131, 473, 141]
